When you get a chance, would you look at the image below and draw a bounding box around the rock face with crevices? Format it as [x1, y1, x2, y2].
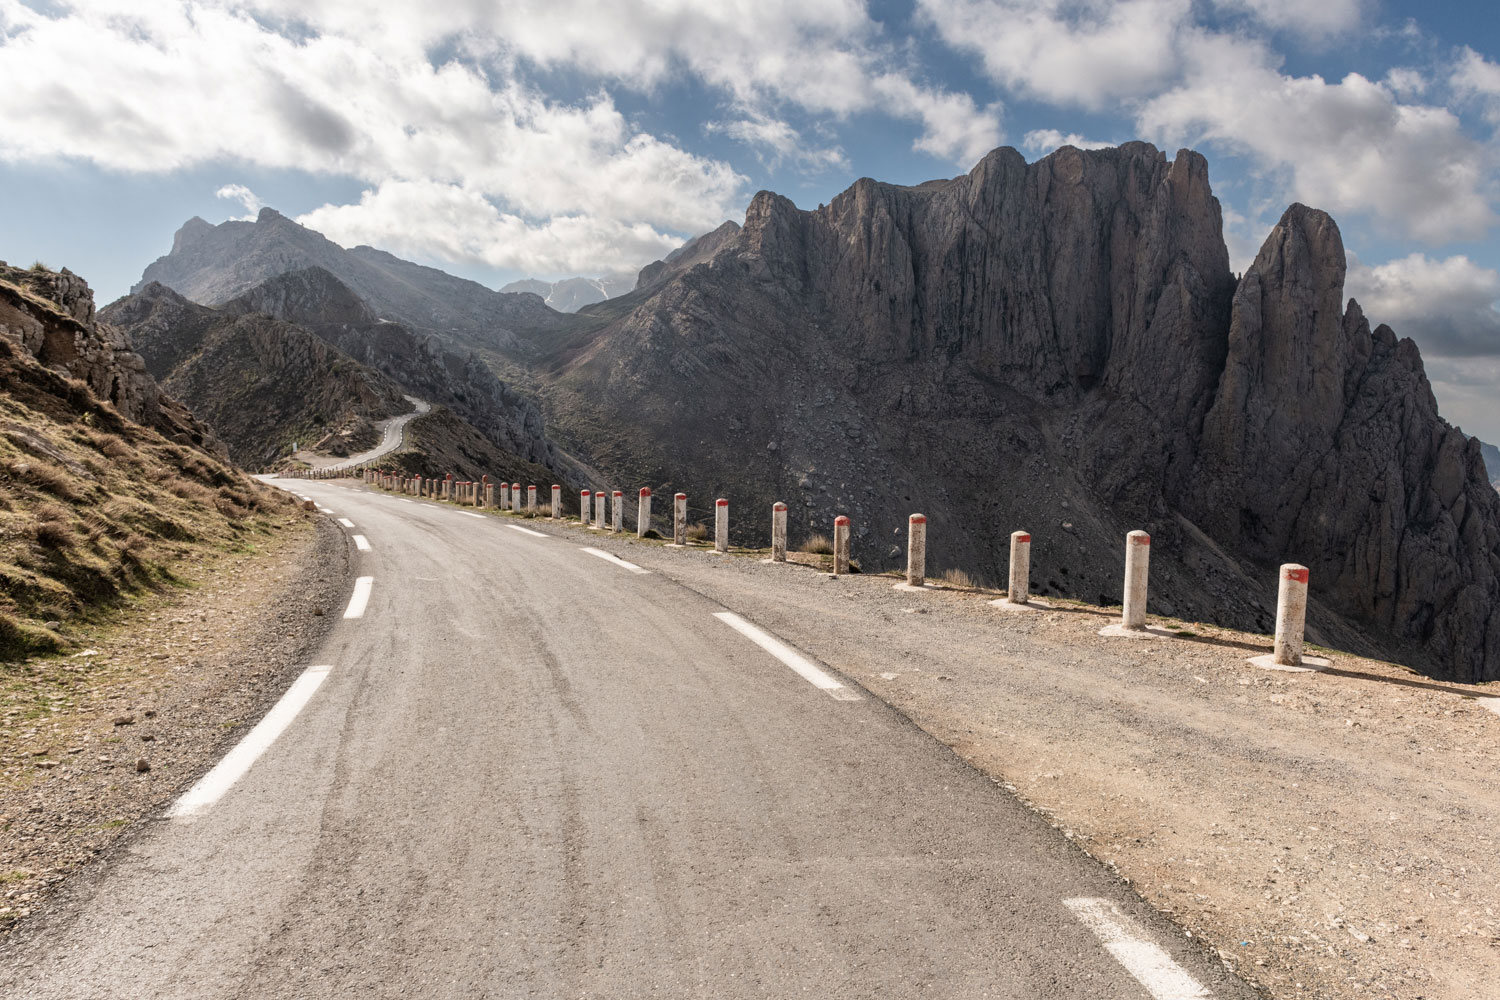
[533, 143, 1499, 680]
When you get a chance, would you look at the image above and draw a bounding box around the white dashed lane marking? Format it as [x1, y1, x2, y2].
[580, 547, 649, 574]
[712, 611, 860, 701]
[508, 525, 550, 538]
[1064, 898, 1211, 1000]
[353, 535, 372, 552]
[343, 576, 374, 619]
[337, 518, 355, 528]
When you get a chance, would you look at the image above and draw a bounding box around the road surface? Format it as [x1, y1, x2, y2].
[0, 479, 1258, 999]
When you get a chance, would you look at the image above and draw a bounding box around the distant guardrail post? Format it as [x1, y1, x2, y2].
[637, 488, 652, 538]
[1008, 531, 1031, 604]
[771, 502, 787, 562]
[528, 485, 537, 513]
[714, 498, 730, 552]
[1274, 564, 1310, 666]
[611, 491, 624, 532]
[907, 514, 926, 586]
[833, 516, 851, 575]
[580, 490, 591, 525]
[551, 485, 561, 519]
[1123, 531, 1150, 629]
[674, 493, 687, 545]
[485, 482, 495, 508]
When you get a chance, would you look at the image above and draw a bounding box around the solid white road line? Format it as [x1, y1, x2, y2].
[316, 505, 333, 513]
[343, 576, 374, 619]
[420, 503, 438, 508]
[353, 535, 372, 552]
[508, 525, 550, 538]
[458, 511, 485, 519]
[1063, 898, 1211, 1000]
[580, 547, 650, 574]
[712, 611, 861, 701]
[337, 518, 355, 528]
[166, 664, 333, 821]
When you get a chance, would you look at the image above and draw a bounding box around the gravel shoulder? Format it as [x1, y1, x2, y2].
[533, 510, 1500, 1000]
[0, 510, 348, 934]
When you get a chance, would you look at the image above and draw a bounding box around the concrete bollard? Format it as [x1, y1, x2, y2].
[637, 488, 652, 538]
[771, 502, 787, 562]
[580, 490, 591, 524]
[512, 483, 522, 514]
[594, 490, 606, 527]
[611, 491, 623, 532]
[1008, 531, 1031, 604]
[551, 485, 561, 519]
[528, 485, 537, 513]
[674, 493, 687, 545]
[907, 514, 927, 586]
[1274, 564, 1310, 666]
[1122, 531, 1151, 629]
[485, 483, 495, 508]
[833, 516, 851, 575]
[715, 498, 729, 552]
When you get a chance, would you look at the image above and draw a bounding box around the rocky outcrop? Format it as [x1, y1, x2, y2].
[531, 144, 1499, 680]
[102, 282, 410, 469]
[134, 208, 567, 350]
[0, 262, 224, 458]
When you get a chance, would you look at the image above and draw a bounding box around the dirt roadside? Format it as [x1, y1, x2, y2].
[0, 511, 348, 934]
[537, 514, 1500, 1000]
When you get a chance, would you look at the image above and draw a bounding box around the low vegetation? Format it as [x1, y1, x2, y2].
[799, 533, 833, 555]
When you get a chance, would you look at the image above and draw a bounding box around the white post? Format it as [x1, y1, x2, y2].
[551, 485, 561, 519]
[1008, 531, 1031, 605]
[715, 498, 729, 552]
[512, 483, 522, 514]
[907, 514, 926, 586]
[1274, 564, 1310, 666]
[833, 516, 851, 575]
[580, 490, 591, 524]
[594, 490, 605, 528]
[611, 491, 624, 532]
[528, 485, 537, 513]
[1122, 531, 1151, 629]
[674, 493, 687, 545]
[637, 488, 652, 538]
[485, 483, 495, 508]
[771, 502, 787, 562]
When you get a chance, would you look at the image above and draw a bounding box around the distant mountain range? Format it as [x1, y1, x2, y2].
[1482, 440, 1500, 490]
[499, 275, 636, 313]
[119, 145, 1500, 680]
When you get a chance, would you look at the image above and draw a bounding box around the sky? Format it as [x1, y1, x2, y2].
[1, 1, 1498, 441]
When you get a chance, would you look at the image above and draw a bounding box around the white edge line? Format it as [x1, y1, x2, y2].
[166, 665, 332, 820]
[712, 611, 860, 701]
[508, 524, 550, 538]
[1063, 898, 1211, 1000]
[343, 576, 374, 619]
[580, 546, 650, 574]
[337, 518, 355, 528]
[458, 511, 485, 519]
[353, 535, 372, 552]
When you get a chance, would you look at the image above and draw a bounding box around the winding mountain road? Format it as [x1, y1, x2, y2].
[302, 395, 430, 472]
[1, 479, 1258, 999]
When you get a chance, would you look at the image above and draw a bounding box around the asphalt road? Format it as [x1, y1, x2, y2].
[306, 395, 430, 472]
[0, 480, 1260, 999]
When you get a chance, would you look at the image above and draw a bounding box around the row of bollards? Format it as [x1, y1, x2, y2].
[345, 465, 1318, 670]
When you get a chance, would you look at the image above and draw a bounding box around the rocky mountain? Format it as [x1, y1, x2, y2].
[133, 208, 567, 348]
[0, 262, 223, 458]
[100, 283, 411, 470]
[525, 144, 1499, 681]
[499, 274, 636, 313]
[1481, 440, 1500, 490]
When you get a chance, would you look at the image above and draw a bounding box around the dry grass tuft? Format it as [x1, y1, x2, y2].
[7, 459, 81, 500]
[685, 522, 709, 542]
[800, 533, 834, 555]
[939, 567, 978, 589]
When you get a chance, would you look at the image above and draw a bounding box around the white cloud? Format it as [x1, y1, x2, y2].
[705, 113, 849, 172]
[1021, 129, 1114, 156]
[870, 75, 1003, 164]
[917, 0, 1192, 110]
[1346, 251, 1500, 358]
[1383, 67, 1427, 99]
[1138, 34, 1497, 244]
[214, 184, 263, 221]
[1451, 45, 1500, 125]
[297, 180, 684, 275]
[1211, 0, 1367, 38]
